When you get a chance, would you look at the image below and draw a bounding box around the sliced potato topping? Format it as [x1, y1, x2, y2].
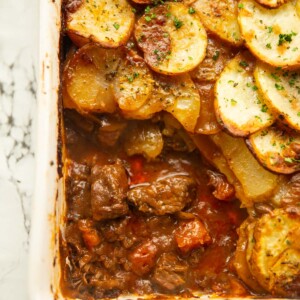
[194, 82, 222, 135]
[190, 35, 236, 82]
[63, 44, 121, 113]
[215, 52, 274, 137]
[113, 52, 154, 111]
[238, 0, 300, 68]
[248, 207, 300, 296]
[247, 126, 300, 174]
[192, 0, 243, 46]
[124, 74, 200, 132]
[134, 3, 207, 75]
[255, 0, 287, 8]
[210, 132, 280, 206]
[254, 62, 300, 131]
[65, 0, 135, 48]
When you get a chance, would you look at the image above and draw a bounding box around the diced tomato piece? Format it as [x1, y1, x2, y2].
[82, 230, 101, 249]
[175, 219, 211, 253]
[129, 240, 158, 276]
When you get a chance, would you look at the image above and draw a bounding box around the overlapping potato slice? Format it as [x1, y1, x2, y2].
[134, 3, 207, 75]
[238, 0, 300, 68]
[215, 52, 274, 137]
[233, 219, 266, 293]
[248, 207, 300, 296]
[247, 126, 300, 174]
[255, 0, 287, 8]
[65, 0, 135, 47]
[194, 82, 221, 135]
[254, 62, 300, 131]
[113, 52, 154, 112]
[190, 35, 236, 82]
[192, 0, 243, 46]
[210, 132, 281, 206]
[63, 43, 122, 113]
[124, 74, 200, 132]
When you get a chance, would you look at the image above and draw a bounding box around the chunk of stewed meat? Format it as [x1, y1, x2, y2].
[127, 176, 196, 215]
[175, 219, 211, 254]
[78, 219, 101, 249]
[129, 240, 158, 276]
[207, 170, 235, 201]
[153, 253, 188, 290]
[91, 161, 129, 220]
[65, 159, 92, 220]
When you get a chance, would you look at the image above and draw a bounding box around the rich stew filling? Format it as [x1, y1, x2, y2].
[60, 0, 300, 298]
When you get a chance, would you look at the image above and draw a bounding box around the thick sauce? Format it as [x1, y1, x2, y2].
[60, 111, 248, 299]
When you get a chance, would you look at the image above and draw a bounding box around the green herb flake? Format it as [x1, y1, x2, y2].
[113, 23, 120, 30]
[239, 60, 249, 67]
[188, 7, 195, 14]
[275, 83, 284, 90]
[212, 50, 220, 61]
[278, 32, 297, 46]
[145, 16, 151, 22]
[266, 43, 272, 49]
[173, 17, 183, 29]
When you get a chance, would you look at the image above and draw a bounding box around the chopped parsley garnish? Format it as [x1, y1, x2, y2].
[113, 23, 120, 30]
[267, 26, 273, 33]
[231, 99, 237, 106]
[145, 6, 151, 13]
[238, 3, 244, 8]
[266, 43, 272, 49]
[275, 83, 284, 90]
[188, 7, 195, 14]
[261, 104, 268, 112]
[239, 60, 249, 67]
[212, 51, 220, 61]
[174, 17, 183, 29]
[145, 16, 151, 22]
[278, 32, 297, 46]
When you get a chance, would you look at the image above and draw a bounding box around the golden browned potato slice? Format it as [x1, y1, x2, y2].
[233, 218, 266, 293]
[134, 3, 207, 75]
[63, 43, 121, 113]
[254, 62, 300, 131]
[238, 0, 300, 68]
[192, 0, 243, 46]
[210, 132, 281, 205]
[190, 34, 236, 82]
[194, 82, 222, 135]
[255, 0, 287, 8]
[113, 52, 154, 112]
[65, 0, 135, 48]
[215, 52, 274, 137]
[124, 122, 164, 159]
[124, 74, 200, 133]
[248, 207, 300, 296]
[247, 126, 300, 174]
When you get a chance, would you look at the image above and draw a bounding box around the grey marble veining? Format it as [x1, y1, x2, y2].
[0, 1, 38, 298]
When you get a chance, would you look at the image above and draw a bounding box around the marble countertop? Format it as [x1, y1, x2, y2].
[0, 1, 38, 298]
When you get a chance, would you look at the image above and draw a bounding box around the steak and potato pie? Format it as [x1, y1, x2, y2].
[60, 0, 300, 298]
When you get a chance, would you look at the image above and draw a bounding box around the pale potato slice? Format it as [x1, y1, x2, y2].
[210, 132, 281, 205]
[255, 0, 287, 8]
[194, 82, 222, 135]
[215, 52, 274, 137]
[254, 62, 300, 131]
[238, 0, 300, 68]
[190, 34, 236, 82]
[192, 0, 243, 46]
[65, 0, 135, 48]
[247, 126, 300, 174]
[249, 207, 300, 296]
[63, 43, 121, 113]
[113, 52, 154, 112]
[124, 122, 164, 159]
[124, 74, 200, 132]
[134, 3, 207, 75]
[233, 218, 266, 293]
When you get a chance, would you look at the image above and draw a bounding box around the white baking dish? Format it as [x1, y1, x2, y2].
[28, 0, 286, 299]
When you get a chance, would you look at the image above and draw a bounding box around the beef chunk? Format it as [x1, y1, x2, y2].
[65, 159, 92, 220]
[127, 176, 196, 215]
[91, 161, 129, 220]
[207, 170, 235, 201]
[153, 253, 188, 290]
